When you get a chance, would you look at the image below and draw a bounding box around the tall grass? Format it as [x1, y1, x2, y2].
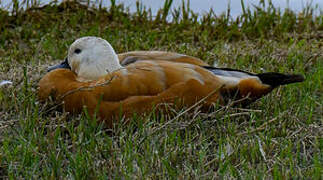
[0, 0, 322, 179]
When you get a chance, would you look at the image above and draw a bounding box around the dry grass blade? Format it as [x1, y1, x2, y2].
[58, 75, 116, 100]
[156, 85, 224, 129]
[58, 66, 153, 101]
[238, 112, 287, 136]
[139, 85, 224, 144]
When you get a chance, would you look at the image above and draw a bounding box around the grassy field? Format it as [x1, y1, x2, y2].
[0, 0, 322, 179]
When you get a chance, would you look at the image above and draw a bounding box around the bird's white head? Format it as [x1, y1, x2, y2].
[67, 36, 122, 81]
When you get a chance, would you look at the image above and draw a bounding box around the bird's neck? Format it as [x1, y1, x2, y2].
[105, 55, 123, 73]
[76, 57, 123, 82]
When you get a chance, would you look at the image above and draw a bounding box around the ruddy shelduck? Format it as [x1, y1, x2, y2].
[39, 37, 304, 127]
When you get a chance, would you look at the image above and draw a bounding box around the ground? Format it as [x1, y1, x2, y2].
[0, 1, 322, 179]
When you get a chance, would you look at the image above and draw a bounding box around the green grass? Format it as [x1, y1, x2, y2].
[0, 0, 322, 179]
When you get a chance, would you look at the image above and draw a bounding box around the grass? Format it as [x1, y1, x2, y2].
[0, 0, 322, 179]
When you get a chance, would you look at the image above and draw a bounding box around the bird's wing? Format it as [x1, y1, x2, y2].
[38, 61, 222, 126]
[118, 51, 210, 66]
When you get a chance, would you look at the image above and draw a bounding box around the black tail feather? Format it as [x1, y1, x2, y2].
[203, 66, 305, 88]
[257, 72, 305, 87]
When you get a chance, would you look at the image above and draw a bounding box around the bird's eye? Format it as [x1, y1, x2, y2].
[74, 48, 82, 54]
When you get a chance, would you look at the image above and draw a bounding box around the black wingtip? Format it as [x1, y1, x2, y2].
[257, 72, 305, 88]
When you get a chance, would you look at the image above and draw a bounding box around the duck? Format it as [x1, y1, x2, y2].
[39, 36, 304, 127]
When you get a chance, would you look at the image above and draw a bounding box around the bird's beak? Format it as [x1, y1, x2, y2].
[47, 57, 71, 72]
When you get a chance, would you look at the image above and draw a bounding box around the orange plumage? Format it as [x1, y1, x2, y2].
[39, 37, 304, 127]
[118, 51, 209, 66]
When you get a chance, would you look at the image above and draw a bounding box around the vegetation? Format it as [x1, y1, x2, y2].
[0, 0, 322, 179]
